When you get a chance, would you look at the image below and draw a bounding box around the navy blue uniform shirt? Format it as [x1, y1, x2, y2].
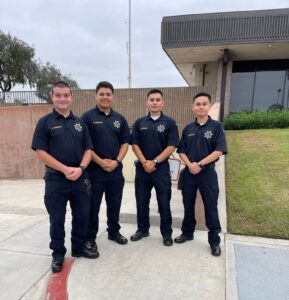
[81, 106, 130, 169]
[177, 116, 227, 162]
[131, 112, 179, 160]
[31, 109, 93, 167]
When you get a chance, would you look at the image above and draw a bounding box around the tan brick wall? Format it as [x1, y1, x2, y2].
[0, 86, 217, 179]
[0, 105, 52, 179]
[72, 86, 216, 134]
[0, 91, 222, 232]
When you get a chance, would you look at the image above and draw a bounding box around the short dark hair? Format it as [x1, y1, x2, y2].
[95, 81, 114, 94]
[147, 88, 163, 98]
[193, 92, 212, 103]
[51, 81, 71, 94]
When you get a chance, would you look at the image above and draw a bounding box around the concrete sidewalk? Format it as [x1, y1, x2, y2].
[0, 175, 289, 299]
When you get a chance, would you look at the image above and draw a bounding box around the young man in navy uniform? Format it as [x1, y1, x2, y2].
[31, 81, 97, 273]
[174, 92, 227, 256]
[130, 89, 179, 246]
[82, 81, 130, 256]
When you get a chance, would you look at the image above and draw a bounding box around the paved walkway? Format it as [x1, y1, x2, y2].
[0, 161, 289, 299]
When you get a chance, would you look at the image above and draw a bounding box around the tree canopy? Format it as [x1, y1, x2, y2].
[0, 31, 79, 100]
[36, 63, 79, 102]
[0, 31, 38, 91]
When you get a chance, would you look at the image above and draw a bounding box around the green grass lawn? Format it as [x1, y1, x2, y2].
[226, 128, 289, 239]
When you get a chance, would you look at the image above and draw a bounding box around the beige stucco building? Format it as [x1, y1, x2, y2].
[161, 8, 289, 118]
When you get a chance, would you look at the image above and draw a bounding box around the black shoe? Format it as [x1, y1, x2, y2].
[51, 258, 64, 273]
[108, 233, 128, 245]
[174, 234, 194, 244]
[211, 245, 221, 257]
[130, 230, 149, 241]
[72, 241, 99, 259]
[83, 239, 98, 252]
[83, 240, 99, 258]
[163, 236, 173, 246]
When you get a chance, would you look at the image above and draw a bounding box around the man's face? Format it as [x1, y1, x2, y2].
[192, 96, 211, 118]
[146, 93, 164, 114]
[96, 87, 113, 110]
[50, 87, 72, 113]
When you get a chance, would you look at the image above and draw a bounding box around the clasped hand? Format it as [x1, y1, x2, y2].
[188, 162, 202, 175]
[100, 159, 118, 172]
[64, 167, 82, 181]
[142, 160, 156, 173]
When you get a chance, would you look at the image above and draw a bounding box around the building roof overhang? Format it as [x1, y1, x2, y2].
[161, 8, 289, 63]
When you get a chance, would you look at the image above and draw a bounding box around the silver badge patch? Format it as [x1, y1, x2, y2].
[113, 120, 121, 129]
[204, 130, 213, 139]
[74, 123, 83, 132]
[157, 124, 165, 133]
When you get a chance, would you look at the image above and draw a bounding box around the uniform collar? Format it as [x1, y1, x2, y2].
[95, 105, 115, 116]
[52, 108, 75, 119]
[194, 115, 212, 127]
[146, 111, 164, 121]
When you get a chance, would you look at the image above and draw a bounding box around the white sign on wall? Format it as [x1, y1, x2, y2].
[4, 93, 14, 103]
[168, 158, 181, 181]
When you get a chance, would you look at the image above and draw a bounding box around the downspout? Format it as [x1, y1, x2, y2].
[220, 49, 229, 122]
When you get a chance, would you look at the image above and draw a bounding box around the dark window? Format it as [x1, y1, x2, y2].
[230, 60, 289, 112]
[233, 60, 289, 72]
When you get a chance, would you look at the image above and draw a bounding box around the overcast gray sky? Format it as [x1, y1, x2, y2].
[1, 0, 288, 89]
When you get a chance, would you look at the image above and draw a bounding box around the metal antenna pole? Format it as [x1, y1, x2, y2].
[128, 0, 132, 88]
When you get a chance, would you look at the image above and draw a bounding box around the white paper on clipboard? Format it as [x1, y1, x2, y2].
[168, 158, 181, 181]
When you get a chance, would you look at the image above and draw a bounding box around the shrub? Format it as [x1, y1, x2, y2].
[267, 103, 284, 112]
[224, 110, 289, 130]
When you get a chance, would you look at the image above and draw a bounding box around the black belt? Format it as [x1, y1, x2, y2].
[202, 163, 215, 170]
[45, 166, 62, 174]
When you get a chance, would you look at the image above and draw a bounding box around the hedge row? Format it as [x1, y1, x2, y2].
[224, 110, 289, 130]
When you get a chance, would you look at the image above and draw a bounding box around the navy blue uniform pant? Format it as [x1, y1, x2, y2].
[135, 163, 172, 237]
[44, 173, 91, 260]
[87, 174, 124, 240]
[181, 168, 221, 247]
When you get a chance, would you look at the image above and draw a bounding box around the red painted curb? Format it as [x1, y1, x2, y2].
[46, 258, 75, 300]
